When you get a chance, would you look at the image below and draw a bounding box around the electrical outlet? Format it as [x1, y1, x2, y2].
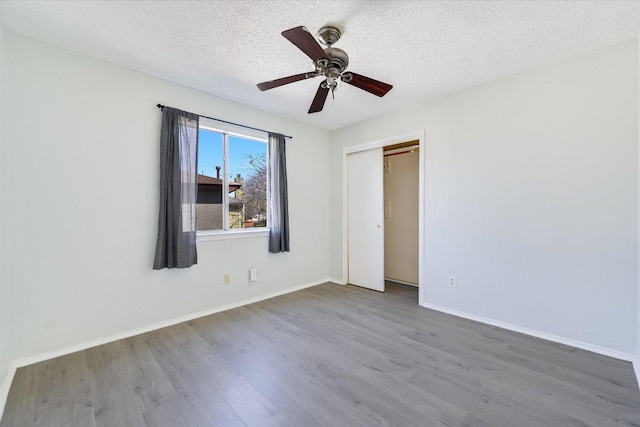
[224, 273, 231, 284]
[448, 275, 457, 288]
[249, 267, 257, 282]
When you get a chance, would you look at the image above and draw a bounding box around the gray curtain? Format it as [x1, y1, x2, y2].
[268, 132, 290, 253]
[153, 107, 200, 269]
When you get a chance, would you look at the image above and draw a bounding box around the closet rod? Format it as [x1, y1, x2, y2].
[383, 145, 419, 157]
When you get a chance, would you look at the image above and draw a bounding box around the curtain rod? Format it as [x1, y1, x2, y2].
[156, 104, 292, 139]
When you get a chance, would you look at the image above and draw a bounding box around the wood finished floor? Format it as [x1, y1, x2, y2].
[2, 282, 640, 427]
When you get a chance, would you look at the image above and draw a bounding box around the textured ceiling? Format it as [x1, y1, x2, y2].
[1, 1, 640, 130]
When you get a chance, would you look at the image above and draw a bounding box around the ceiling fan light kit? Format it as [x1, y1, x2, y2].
[257, 25, 393, 114]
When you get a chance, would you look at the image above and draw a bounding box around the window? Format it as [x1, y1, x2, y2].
[196, 123, 268, 235]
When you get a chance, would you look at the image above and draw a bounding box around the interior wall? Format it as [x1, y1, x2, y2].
[384, 150, 419, 285]
[4, 31, 331, 361]
[637, 36, 640, 370]
[0, 19, 12, 390]
[330, 38, 639, 355]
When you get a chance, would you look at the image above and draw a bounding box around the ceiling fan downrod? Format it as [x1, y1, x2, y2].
[316, 26, 350, 93]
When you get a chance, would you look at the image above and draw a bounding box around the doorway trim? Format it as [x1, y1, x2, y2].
[342, 130, 426, 304]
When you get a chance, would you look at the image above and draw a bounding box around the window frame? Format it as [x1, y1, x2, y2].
[197, 119, 270, 242]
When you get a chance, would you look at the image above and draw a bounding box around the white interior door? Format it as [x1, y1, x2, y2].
[348, 147, 385, 292]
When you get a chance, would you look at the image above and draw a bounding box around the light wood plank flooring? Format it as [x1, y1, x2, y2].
[2, 282, 640, 426]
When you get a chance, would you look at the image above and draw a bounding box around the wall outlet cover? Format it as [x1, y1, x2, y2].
[448, 275, 457, 288]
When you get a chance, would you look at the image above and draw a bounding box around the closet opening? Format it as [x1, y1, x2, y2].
[383, 141, 420, 299]
[343, 130, 424, 306]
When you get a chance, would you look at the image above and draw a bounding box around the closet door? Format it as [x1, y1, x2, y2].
[347, 147, 385, 292]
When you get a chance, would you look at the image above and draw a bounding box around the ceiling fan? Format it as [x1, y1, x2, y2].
[257, 25, 393, 114]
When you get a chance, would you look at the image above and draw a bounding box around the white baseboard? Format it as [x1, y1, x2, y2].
[421, 301, 635, 362]
[0, 277, 329, 421]
[328, 277, 345, 285]
[634, 357, 640, 391]
[0, 363, 18, 423]
[385, 278, 418, 287]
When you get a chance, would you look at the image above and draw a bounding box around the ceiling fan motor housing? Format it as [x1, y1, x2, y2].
[323, 47, 349, 73]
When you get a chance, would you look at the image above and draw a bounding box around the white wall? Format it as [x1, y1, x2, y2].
[637, 36, 640, 372]
[330, 39, 639, 355]
[384, 150, 419, 285]
[3, 31, 330, 361]
[0, 19, 13, 392]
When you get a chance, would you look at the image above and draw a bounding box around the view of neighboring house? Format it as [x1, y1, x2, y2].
[196, 170, 245, 230]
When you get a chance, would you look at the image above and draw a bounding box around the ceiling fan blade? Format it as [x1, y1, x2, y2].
[343, 72, 393, 97]
[308, 83, 329, 114]
[257, 72, 315, 91]
[282, 26, 328, 62]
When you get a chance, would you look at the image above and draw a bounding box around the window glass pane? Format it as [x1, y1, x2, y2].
[228, 136, 268, 229]
[196, 129, 224, 230]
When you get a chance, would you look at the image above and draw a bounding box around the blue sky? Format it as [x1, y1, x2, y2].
[198, 129, 265, 181]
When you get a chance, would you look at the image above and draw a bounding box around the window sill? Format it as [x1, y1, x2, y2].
[197, 229, 269, 242]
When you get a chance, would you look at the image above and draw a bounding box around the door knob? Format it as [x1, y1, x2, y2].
[377, 224, 382, 228]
